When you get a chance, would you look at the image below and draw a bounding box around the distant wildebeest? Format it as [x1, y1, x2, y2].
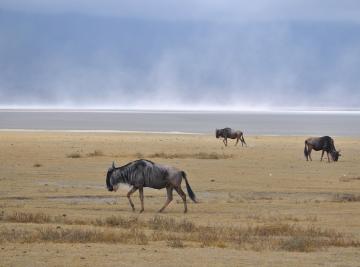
[216, 127, 247, 147]
[106, 159, 197, 213]
[304, 136, 341, 162]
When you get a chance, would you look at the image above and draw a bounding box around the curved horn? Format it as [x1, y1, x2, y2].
[112, 161, 115, 169]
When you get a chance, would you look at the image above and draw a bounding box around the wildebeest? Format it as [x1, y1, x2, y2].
[106, 159, 197, 213]
[304, 136, 341, 162]
[216, 127, 247, 147]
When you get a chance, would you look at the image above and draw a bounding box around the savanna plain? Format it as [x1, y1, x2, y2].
[0, 132, 360, 267]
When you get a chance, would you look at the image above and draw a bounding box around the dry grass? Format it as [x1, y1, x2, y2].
[66, 152, 81, 158]
[147, 216, 196, 232]
[96, 215, 140, 228]
[134, 152, 144, 158]
[5, 212, 51, 224]
[68, 150, 233, 160]
[246, 214, 312, 223]
[86, 150, 104, 157]
[167, 235, 185, 248]
[66, 149, 105, 159]
[0, 226, 148, 245]
[67, 150, 104, 158]
[2, 132, 360, 265]
[112, 152, 234, 159]
[333, 193, 360, 202]
[1, 212, 359, 252]
[147, 152, 234, 159]
[339, 176, 360, 182]
[0, 212, 141, 229]
[280, 236, 319, 252]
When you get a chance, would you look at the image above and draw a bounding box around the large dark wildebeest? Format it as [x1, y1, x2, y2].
[216, 127, 247, 147]
[106, 159, 197, 213]
[304, 136, 341, 162]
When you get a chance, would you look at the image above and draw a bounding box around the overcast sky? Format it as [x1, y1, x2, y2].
[1, 1, 360, 110]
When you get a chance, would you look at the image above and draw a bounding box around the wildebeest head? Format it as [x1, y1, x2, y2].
[215, 129, 220, 138]
[106, 161, 116, 191]
[331, 150, 341, 162]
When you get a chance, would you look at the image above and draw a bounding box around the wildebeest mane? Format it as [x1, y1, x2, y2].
[108, 159, 166, 187]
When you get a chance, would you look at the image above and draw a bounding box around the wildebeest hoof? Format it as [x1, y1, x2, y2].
[139, 209, 144, 213]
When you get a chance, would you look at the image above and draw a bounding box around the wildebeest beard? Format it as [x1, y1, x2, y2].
[106, 169, 114, 191]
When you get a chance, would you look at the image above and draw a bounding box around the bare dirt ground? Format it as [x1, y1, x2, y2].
[1, 132, 360, 266]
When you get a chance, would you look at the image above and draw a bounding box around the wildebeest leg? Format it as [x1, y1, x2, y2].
[321, 150, 325, 161]
[223, 138, 227, 146]
[127, 187, 138, 212]
[241, 135, 247, 147]
[139, 187, 144, 213]
[159, 186, 173, 213]
[308, 147, 312, 161]
[235, 137, 239, 146]
[174, 186, 187, 213]
[326, 152, 330, 163]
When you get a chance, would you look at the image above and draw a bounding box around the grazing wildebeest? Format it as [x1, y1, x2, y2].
[106, 159, 197, 213]
[304, 136, 341, 162]
[216, 127, 247, 147]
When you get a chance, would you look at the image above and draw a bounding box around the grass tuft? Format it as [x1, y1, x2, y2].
[333, 193, 360, 202]
[66, 153, 81, 158]
[134, 152, 144, 158]
[103, 216, 139, 228]
[86, 150, 104, 157]
[148, 216, 196, 232]
[167, 236, 185, 248]
[6, 212, 51, 224]
[280, 236, 317, 252]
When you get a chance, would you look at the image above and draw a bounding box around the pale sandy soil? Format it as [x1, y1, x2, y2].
[0, 132, 360, 266]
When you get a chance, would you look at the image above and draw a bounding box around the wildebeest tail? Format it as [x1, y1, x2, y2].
[304, 141, 309, 158]
[181, 171, 197, 203]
